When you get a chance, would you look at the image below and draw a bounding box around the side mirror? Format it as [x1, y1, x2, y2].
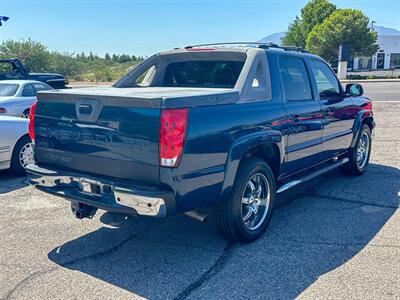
[345, 83, 363, 97]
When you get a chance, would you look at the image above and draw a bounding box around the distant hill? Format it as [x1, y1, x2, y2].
[374, 25, 400, 36]
[258, 32, 285, 45]
[258, 26, 399, 47]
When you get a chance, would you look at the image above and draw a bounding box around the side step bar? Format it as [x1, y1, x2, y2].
[276, 157, 349, 194]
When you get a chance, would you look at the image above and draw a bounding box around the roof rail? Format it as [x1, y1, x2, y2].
[183, 42, 308, 53]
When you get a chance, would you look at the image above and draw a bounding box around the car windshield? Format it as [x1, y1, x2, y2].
[0, 83, 19, 96]
[163, 60, 244, 88]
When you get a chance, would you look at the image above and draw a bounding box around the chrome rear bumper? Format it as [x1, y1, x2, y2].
[26, 164, 175, 217]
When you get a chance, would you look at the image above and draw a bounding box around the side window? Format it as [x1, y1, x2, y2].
[33, 83, 52, 92]
[251, 62, 266, 90]
[310, 60, 340, 98]
[21, 84, 36, 97]
[135, 65, 156, 86]
[279, 56, 312, 101]
[239, 56, 270, 102]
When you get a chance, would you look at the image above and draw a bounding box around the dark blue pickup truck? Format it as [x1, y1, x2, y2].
[26, 43, 374, 242]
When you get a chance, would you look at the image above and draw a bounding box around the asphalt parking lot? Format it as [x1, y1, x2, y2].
[0, 83, 399, 299]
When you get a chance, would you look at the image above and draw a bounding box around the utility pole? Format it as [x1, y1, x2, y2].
[337, 44, 350, 80]
[371, 20, 376, 31]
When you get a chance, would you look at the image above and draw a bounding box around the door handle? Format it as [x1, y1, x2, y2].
[323, 109, 331, 118]
[290, 114, 300, 122]
[79, 104, 93, 115]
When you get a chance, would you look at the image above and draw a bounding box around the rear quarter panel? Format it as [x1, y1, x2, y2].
[0, 118, 29, 168]
[161, 100, 287, 213]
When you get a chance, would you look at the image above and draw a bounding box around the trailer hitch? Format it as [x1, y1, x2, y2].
[71, 202, 98, 219]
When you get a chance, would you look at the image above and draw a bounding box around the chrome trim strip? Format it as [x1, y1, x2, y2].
[276, 158, 349, 194]
[276, 180, 301, 193]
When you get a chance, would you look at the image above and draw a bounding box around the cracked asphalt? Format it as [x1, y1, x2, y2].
[0, 99, 399, 299]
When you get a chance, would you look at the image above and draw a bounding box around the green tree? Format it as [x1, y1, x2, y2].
[282, 0, 336, 48]
[105, 53, 111, 60]
[306, 9, 378, 61]
[281, 17, 304, 47]
[48, 52, 83, 80]
[0, 39, 50, 72]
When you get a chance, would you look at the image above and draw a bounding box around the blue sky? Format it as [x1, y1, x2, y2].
[1, 0, 399, 56]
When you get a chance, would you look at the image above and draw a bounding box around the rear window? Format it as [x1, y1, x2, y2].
[163, 61, 244, 88]
[0, 83, 19, 96]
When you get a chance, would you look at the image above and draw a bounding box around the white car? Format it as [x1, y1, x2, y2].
[0, 80, 53, 118]
[0, 116, 34, 174]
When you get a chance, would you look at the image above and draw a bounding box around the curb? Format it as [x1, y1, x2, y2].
[341, 79, 400, 83]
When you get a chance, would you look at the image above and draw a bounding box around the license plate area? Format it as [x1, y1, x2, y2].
[79, 179, 112, 196]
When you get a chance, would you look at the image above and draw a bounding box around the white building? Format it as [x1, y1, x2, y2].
[353, 27, 400, 70]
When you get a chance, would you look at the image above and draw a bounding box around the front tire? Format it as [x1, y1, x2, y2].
[341, 124, 372, 176]
[217, 158, 275, 243]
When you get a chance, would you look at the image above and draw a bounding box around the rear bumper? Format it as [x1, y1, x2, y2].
[26, 164, 175, 217]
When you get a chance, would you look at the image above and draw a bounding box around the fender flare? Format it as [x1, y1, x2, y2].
[219, 130, 284, 200]
[351, 110, 375, 147]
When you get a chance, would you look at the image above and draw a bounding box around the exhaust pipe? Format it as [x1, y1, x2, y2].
[184, 210, 208, 222]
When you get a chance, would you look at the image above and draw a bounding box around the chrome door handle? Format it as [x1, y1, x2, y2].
[290, 114, 300, 122]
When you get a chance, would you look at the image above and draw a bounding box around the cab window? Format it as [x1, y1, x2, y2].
[310, 60, 341, 98]
[279, 56, 312, 101]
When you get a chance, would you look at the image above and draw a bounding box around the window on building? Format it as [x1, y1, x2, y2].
[390, 53, 400, 69]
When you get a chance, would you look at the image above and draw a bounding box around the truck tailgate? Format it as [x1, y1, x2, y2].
[34, 87, 237, 185]
[34, 88, 163, 185]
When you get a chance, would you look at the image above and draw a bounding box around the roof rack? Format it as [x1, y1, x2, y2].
[183, 42, 308, 53]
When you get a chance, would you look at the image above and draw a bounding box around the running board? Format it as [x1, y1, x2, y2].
[276, 157, 349, 194]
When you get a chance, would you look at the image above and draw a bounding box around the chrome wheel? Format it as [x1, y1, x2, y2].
[19, 143, 34, 168]
[241, 173, 270, 231]
[357, 132, 370, 169]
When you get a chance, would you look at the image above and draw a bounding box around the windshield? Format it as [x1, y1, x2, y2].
[163, 60, 244, 88]
[0, 84, 19, 96]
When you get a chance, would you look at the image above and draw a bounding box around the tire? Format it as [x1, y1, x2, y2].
[216, 158, 276, 243]
[341, 124, 372, 176]
[10, 135, 34, 175]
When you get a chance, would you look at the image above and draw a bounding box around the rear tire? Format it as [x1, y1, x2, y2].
[10, 135, 34, 175]
[216, 158, 275, 243]
[341, 124, 371, 176]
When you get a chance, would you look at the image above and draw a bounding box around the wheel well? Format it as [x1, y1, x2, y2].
[13, 133, 31, 150]
[241, 144, 281, 179]
[363, 117, 374, 131]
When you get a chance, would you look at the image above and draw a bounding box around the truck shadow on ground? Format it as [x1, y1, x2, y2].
[48, 163, 399, 299]
[0, 171, 28, 194]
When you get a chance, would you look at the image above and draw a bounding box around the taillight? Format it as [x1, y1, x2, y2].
[159, 108, 188, 167]
[0, 107, 7, 113]
[29, 100, 38, 141]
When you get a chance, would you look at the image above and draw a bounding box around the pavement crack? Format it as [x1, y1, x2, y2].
[3, 232, 139, 299]
[174, 241, 235, 300]
[4, 268, 56, 300]
[58, 232, 139, 267]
